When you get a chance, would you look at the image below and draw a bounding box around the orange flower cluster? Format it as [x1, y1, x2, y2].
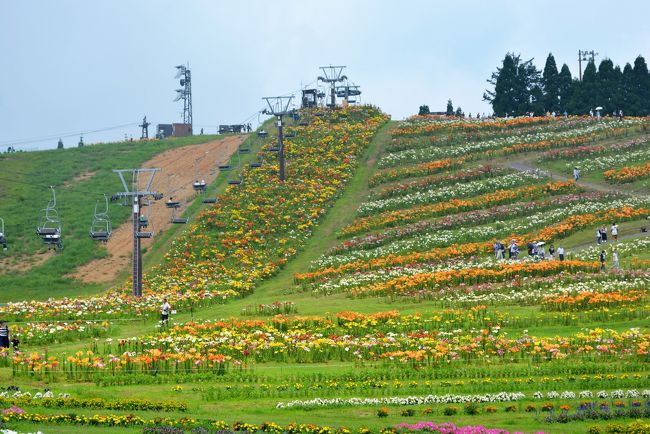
[341, 181, 579, 237]
[542, 290, 647, 311]
[370, 158, 465, 185]
[604, 162, 650, 183]
[393, 117, 550, 137]
[351, 260, 599, 297]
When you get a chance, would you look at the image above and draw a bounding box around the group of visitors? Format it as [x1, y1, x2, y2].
[597, 223, 621, 272]
[597, 223, 619, 244]
[493, 240, 565, 261]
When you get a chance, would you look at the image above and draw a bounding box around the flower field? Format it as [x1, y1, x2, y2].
[3, 112, 650, 434]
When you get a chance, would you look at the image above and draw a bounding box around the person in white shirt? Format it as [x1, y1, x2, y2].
[557, 246, 565, 261]
[611, 223, 618, 241]
[161, 298, 171, 325]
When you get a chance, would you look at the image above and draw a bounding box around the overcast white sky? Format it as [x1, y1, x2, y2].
[2, 0, 649, 150]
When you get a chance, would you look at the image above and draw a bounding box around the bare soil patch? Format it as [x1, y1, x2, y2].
[70, 135, 244, 284]
[0, 250, 54, 273]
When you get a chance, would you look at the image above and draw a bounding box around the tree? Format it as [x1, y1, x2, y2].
[569, 61, 598, 114]
[542, 53, 560, 112]
[632, 55, 650, 115]
[455, 107, 464, 117]
[621, 63, 641, 115]
[446, 99, 454, 116]
[557, 64, 573, 113]
[484, 53, 542, 116]
[596, 59, 620, 115]
[418, 105, 430, 115]
[57, 138, 64, 149]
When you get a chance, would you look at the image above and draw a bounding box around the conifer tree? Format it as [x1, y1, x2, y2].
[542, 53, 560, 112]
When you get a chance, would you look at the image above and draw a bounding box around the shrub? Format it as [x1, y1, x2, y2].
[505, 404, 517, 412]
[443, 406, 458, 416]
[377, 407, 389, 418]
[485, 406, 497, 413]
[400, 409, 415, 417]
[464, 401, 480, 415]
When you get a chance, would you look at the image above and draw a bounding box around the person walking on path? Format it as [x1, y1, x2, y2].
[600, 225, 608, 243]
[557, 246, 565, 261]
[548, 244, 555, 259]
[612, 250, 620, 269]
[596, 228, 602, 245]
[611, 223, 619, 241]
[599, 250, 607, 272]
[0, 320, 9, 349]
[160, 298, 171, 325]
[573, 167, 580, 182]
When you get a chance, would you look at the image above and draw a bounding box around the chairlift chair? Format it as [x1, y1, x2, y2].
[218, 164, 232, 171]
[36, 187, 63, 250]
[0, 217, 7, 250]
[238, 147, 251, 154]
[257, 130, 268, 138]
[89, 194, 112, 243]
[170, 208, 188, 224]
[249, 162, 262, 168]
[201, 197, 218, 204]
[192, 180, 207, 192]
[165, 198, 181, 209]
[285, 131, 296, 138]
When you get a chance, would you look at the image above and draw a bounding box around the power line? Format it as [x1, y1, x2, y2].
[0, 123, 139, 148]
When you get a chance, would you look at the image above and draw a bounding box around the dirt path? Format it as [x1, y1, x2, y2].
[70, 135, 244, 284]
[507, 159, 627, 196]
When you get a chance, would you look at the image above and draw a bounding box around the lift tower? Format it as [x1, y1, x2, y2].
[262, 96, 294, 182]
[113, 168, 160, 297]
[318, 65, 347, 108]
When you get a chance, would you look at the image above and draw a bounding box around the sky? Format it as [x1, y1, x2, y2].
[2, 0, 650, 151]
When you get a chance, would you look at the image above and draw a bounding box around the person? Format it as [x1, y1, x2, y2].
[572, 167, 580, 182]
[200, 179, 206, 186]
[589, 109, 594, 118]
[611, 223, 618, 241]
[599, 250, 606, 272]
[10, 336, 19, 352]
[548, 244, 555, 258]
[508, 240, 519, 259]
[618, 109, 624, 121]
[596, 228, 602, 245]
[0, 320, 9, 349]
[600, 225, 608, 243]
[494, 240, 502, 260]
[612, 250, 619, 269]
[161, 298, 171, 325]
[557, 246, 565, 261]
[200, 128, 204, 135]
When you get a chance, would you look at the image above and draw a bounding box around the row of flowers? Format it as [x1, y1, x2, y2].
[540, 137, 649, 161]
[381, 118, 646, 170]
[359, 171, 545, 217]
[0, 393, 186, 412]
[324, 195, 641, 266]
[341, 180, 578, 238]
[604, 161, 650, 183]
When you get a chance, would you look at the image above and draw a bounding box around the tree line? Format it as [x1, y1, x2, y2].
[483, 53, 650, 117]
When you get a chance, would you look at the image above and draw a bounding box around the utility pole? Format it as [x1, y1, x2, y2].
[318, 65, 347, 108]
[262, 96, 294, 182]
[578, 50, 598, 81]
[113, 168, 160, 297]
[174, 64, 193, 130]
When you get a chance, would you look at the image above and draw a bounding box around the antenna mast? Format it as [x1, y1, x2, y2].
[174, 63, 193, 130]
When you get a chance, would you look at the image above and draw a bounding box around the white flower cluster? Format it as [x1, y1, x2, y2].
[276, 391, 526, 409]
[0, 390, 69, 399]
[382, 121, 632, 166]
[565, 143, 650, 174]
[532, 389, 649, 400]
[357, 172, 544, 217]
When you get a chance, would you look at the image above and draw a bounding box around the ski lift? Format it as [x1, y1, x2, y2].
[36, 186, 63, 250]
[239, 146, 251, 154]
[202, 197, 217, 204]
[218, 164, 232, 171]
[89, 194, 112, 242]
[227, 147, 244, 186]
[257, 130, 268, 138]
[249, 162, 262, 168]
[152, 193, 164, 201]
[136, 230, 153, 239]
[285, 130, 296, 138]
[0, 217, 7, 250]
[268, 146, 280, 152]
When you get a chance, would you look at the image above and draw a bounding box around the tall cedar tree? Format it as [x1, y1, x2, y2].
[446, 99, 454, 116]
[484, 53, 542, 116]
[558, 64, 573, 113]
[542, 53, 560, 112]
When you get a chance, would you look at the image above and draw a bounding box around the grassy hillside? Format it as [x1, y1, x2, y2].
[0, 134, 244, 300]
[1, 110, 650, 434]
